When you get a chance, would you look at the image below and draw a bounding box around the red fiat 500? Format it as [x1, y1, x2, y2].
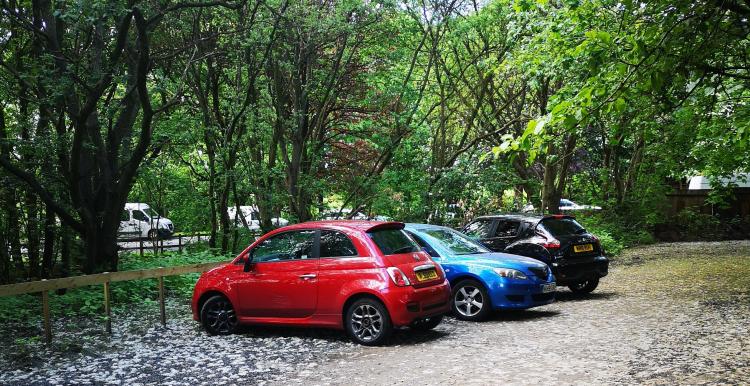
[192, 221, 451, 345]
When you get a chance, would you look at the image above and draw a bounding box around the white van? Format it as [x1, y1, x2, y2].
[227, 205, 288, 231]
[119, 203, 174, 239]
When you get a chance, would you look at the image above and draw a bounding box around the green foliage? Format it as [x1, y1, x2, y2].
[576, 212, 656, 257]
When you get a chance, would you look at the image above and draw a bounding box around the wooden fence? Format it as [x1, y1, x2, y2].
[0, 261, 229, 344]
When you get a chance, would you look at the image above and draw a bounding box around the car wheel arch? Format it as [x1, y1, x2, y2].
[341, 292, 388, 326]
[505, 242, 552, 263]
[197, 290, 233, 320]
[449, 276, 494, 318]
[450, 274, 490, 293]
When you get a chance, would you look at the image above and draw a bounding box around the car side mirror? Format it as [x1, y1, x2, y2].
[243, 253, 255, 272]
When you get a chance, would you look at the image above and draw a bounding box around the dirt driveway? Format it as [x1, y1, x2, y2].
[2, 241, 749, 385]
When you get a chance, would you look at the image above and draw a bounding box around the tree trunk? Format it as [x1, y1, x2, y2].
[83, 225, 119, 274]
[42, 206, 56, 278]
[60, 225, 72, 278]
[0, 217, 9, 283]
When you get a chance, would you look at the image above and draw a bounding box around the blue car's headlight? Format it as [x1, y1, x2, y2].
[492, 268, 528, 280]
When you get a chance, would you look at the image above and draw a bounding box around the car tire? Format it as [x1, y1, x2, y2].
[568, 278, 600, 294]
[148, 229, 159, 240]
[452, 279, 491, 322]
[345, 298, 393, 346]
[200, 295, 239, 335]
[410, 315, 443, 331]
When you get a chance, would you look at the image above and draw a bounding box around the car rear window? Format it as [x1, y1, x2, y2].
[538, 218, 586, 237]
[367, 228, 419, 255]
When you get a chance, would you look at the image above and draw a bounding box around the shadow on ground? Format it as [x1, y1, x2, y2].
[487, 309, 561, 321]
[233, 323, 449, 346]
[235, 325, 351, 343]
[554, 291, 619, 302]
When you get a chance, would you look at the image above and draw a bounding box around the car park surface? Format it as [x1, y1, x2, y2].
[3, 241, 748, 385]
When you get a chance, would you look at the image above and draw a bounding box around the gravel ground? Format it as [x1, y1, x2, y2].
[1, 241, 749, 385]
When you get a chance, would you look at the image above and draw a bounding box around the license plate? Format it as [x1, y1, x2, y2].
[415, 268, 438, 282]
[542, 283, 557, 293]
[574, 244, 593, 253]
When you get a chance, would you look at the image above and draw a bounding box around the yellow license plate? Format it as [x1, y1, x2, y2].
[574, 244, 593, 253]
[415, 269, 438, 282]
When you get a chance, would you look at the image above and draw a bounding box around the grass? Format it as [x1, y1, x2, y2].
[611, 241, 750, 302]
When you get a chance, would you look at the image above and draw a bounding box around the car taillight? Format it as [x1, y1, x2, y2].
[542, 239, 561, 249]
[386, 267, 411, 286]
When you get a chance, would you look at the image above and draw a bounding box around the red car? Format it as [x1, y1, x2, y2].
[192, 221, 451, 345]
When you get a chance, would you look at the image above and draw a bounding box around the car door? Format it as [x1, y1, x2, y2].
[482, 220, 521, 251]
[131, 209, 151, 238]
[236, 230, 319, 318]
[118, 210, 136, 237]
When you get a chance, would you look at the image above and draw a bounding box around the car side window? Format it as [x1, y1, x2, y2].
[494, 221, 520, 237]
[464, 220, 492, 239]
[121, 210, 130, 221]
[133, 210, 148, 221]
[409, 233, 440, 258]
[252, 230, 316, 262]
[320, 230, 358, 258]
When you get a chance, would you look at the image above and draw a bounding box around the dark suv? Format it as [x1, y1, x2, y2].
[462, 214, 608, 294]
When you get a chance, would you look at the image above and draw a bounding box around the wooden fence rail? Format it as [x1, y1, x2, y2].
[0, 261, 229, 344]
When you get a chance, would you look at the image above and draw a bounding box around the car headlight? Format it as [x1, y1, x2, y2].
[493, 268, 528, 280]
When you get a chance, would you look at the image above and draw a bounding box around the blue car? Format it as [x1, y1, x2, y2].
[405, 223, 557, 321]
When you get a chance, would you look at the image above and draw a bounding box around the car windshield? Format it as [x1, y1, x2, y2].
[142, 207, 159, 218]
[538, 218, 586, 237]
[367, 228, 419, 255]
[422, 228, 489, 255]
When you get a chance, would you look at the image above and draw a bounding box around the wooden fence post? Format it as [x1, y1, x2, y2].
[139, 238, 144, 257]
[158, 274, 166, 327]
[103, 279, 112, 334]
[41, 284, 51, 344]
[178, 235, 182, 253]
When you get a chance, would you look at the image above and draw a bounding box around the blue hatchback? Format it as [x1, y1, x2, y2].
[405, 224, 557, 321]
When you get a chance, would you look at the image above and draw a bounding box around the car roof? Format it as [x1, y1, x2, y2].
[471, 214, 575, 222]
[124, 203, 150, 210]
[282, 220, 404, 232]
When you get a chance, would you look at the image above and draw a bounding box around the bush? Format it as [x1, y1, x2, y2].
[575, 212, 656, 256]
[653, 209, 750, 241]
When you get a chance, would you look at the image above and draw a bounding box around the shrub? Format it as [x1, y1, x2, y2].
[575, 212, 656, 257]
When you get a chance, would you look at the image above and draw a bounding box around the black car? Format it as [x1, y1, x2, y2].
[462, 214, 608, 294]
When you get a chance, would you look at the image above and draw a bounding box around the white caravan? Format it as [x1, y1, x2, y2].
[119, 203, 174, 239]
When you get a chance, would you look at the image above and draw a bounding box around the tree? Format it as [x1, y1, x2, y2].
[0, 1, 234, 273]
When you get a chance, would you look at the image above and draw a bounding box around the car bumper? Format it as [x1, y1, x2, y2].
[488, 277, 556, 310]
[383, 280, 452, 327]
[552, 255, 609, 285]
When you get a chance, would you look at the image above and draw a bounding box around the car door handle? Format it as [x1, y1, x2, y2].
[299, 273, 317, 280]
